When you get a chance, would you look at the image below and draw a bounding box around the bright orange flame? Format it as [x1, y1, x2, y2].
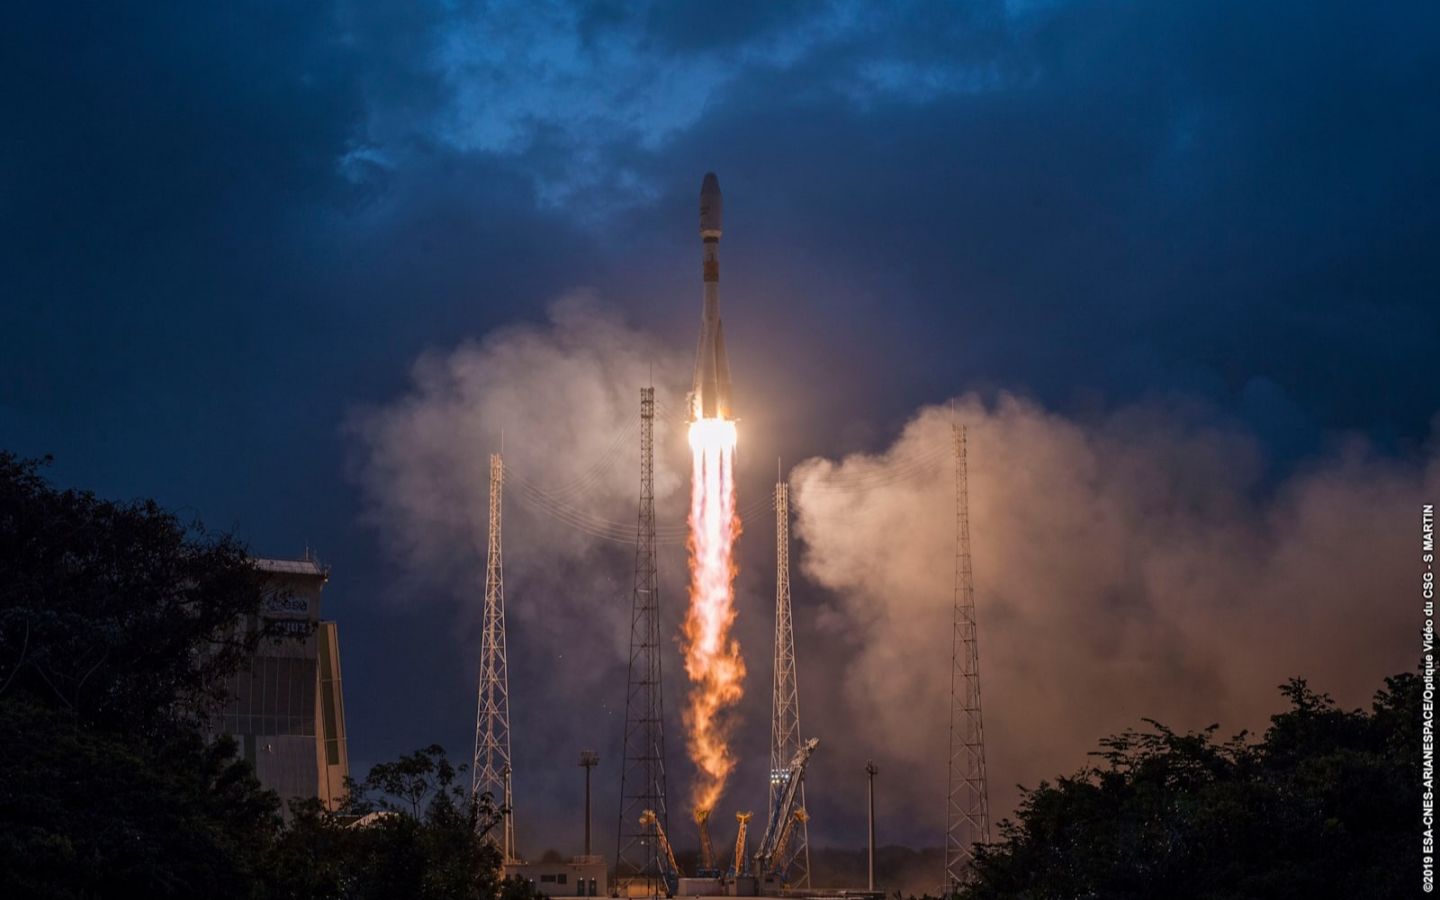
[683, 417, 745, 813]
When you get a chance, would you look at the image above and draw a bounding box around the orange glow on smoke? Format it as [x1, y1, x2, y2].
[683, 417, 745, 814]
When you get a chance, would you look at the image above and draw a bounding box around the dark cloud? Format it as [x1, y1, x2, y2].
[1, 0, 1435, 869]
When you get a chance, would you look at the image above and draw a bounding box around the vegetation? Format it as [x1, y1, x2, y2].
[958, 673, 1418, 900]
[0, 453, 285, 896]
[0, 454, 533, 899]
[274, 746, 532, 900]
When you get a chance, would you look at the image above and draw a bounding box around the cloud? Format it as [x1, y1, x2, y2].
[351, 318, 1433, 857]
[791, 392, 1432, 844]
[351, 293, 690, 620]
[416, 0, 1026, 205]
[348, 295, 705, 838]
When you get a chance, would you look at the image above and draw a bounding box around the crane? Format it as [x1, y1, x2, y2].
[728, 812, 753, 877]
[638, 809, 680, 897]
[754, 737, 818, 881]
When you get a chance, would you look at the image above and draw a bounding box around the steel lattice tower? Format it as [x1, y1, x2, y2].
[945, 425, 990, 892]
[615, 387, 668, 891]
[769, 478, 810, 887]
[473, 452, 517, 862]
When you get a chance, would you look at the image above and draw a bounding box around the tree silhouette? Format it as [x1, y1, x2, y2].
[960, 672, 1418, 900]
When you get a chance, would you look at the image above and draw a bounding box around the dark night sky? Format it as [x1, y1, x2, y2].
[3, 0, 1437, 870]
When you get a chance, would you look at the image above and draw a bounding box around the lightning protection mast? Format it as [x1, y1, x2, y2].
[945, 425, 990, 893]
[474, 452, 517, 863]
[615, 387, 668, 894]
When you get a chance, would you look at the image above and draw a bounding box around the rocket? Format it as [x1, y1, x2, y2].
[689, 172, 733, 421]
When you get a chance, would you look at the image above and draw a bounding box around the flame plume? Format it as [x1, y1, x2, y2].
[683, 417, 745, 813]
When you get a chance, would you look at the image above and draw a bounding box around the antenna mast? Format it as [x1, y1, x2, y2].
[615, 387, 668, 892]
[474, 452, 517, 862]
[945, 424, 990, 891]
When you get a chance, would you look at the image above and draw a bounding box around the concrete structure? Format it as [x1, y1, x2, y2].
[216, 555, 349, 812]
[579, 750, 599, 856]
[676, 877, 765, 898]
[506, 858, 607, 898]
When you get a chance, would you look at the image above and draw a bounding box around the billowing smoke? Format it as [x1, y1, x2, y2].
[350, 301, 1430, 859]
[349, 294, 695, 852]
[352, 293, 689, 643]
[791, 393, 1433, 846]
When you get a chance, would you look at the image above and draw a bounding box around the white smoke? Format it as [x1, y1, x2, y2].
[350, 303, 1431, 853]
[355, 296, 682, 553]
[348, 294, 695, 839]
[790, 393, 1434, 841]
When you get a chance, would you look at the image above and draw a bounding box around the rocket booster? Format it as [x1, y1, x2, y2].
[690, 172, 733, 421]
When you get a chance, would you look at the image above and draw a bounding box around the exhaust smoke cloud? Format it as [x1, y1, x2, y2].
[351, 299, 1428, 852]
[791, 393, 1431, 839]
[349, 294, 693, 817]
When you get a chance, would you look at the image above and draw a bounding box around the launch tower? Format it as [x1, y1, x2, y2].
[769, 477, 810, 887]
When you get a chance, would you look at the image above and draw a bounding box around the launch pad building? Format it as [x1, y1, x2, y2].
[215, 555, 350, 813]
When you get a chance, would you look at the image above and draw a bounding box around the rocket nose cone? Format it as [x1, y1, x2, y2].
[699, 172, 723, 235]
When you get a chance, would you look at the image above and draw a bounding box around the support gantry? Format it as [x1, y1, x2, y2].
[769, 476, 810, 887]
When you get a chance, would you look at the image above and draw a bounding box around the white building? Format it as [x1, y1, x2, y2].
[216, 555, 350, 812]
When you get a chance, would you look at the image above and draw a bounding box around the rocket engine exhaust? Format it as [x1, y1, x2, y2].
[683, 173, 746, 816]
[684, 417, 743, 813]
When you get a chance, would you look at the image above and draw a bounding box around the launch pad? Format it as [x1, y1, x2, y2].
[610, 172, 825, 898]
[478, 172, 988, 897]
[631, 739, 818, 898]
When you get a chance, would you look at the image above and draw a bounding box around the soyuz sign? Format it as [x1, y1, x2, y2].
[266, 618, 312, 637]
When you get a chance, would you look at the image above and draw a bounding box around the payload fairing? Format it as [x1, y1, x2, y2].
[689, 172, 733, 422]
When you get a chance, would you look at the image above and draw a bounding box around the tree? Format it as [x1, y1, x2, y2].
[960, 671, 1419, 900]
[0, 456, 544, 899]
[270, 745, 536, 900]
[0, 453, 283, 737]
[0, 453, 288, 898]
[0, 701, 282, 899]
[339, 744, 513, 900]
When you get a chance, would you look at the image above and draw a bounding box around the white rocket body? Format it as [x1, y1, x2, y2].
[690, 172, 733, 421]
